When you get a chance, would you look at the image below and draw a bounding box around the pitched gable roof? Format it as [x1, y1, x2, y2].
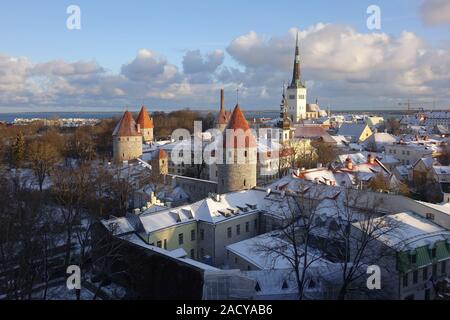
[338, 123, 369, 138]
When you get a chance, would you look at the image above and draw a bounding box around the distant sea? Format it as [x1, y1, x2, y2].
[0, 109, 405, 123]
[0, 110, 281, 123]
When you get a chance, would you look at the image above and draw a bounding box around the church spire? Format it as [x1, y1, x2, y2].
[290, 32, 302, 89]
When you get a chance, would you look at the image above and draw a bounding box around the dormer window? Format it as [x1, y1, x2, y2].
[410, 251, 417, 264]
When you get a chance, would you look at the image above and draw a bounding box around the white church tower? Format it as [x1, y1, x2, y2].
[287, 34, 307, 122]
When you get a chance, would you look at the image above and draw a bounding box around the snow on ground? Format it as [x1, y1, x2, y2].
[31, 284, 98, 300]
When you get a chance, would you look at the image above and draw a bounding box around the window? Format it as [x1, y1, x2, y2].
[244, 151, 248, 157]
[200, 248, 205, 258]
[236, 224, 241, 236]
[289, 95, 295, 99]
[282, 280, 289, 289]
[402, 274, 408, 287]
[433, 264, 437, 277]
[431, 247, 437, 258]
[157, 241, 162, 248]
[227, 227, 232, 238]
[163, 239, 167, 250]
[254, 219, 258, 230]
[178, 233, 184, 245]
[191, 230, 196, 241]
[199, 229, 204, 241]
[190, 249, 195, 259]
[243, 179, 246, 186]
[245, 222, 250, 232]
[425, 289, 431, 300]
[255, 282, 261, 292]
[411, 253, 417, 264]
[423, 267, 428, 281]
[413, 270, 418, 284]
[441, 261, 446, 274]
[426, 213, 435, 220]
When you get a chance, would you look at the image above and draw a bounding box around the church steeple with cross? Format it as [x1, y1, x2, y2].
[286, 32, 307, 123]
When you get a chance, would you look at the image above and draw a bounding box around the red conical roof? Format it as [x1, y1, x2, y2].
[223, 104, 256, 148]
[158, 149, 168, 159]
[136, 106, 154, 129]
[113, 111, 141, 137]
[226, 104, 251, 131]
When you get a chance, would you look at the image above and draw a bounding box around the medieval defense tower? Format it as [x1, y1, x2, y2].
[217, 104, 257, 194]
[136, 105, 154, 143]
[112, 111, 143, 163]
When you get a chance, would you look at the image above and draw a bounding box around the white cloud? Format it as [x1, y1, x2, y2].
[182, 50, 224, 74]
[0, 24, 449, 111]
[121, 49, 178, 83]
[420, 0, 450, 26]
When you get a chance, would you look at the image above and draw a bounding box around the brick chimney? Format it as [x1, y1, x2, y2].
[345, 157, 353, 170]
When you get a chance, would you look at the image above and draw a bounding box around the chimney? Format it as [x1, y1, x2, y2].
[368, 153, 375, 165]
[346, 157, 353, 170]
[220, 89, 225, 111]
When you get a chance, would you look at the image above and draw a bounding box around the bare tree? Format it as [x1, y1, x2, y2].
[330, 189, 399, 299]
[28, 140, 60, 192]
[255, 186, 331, 300]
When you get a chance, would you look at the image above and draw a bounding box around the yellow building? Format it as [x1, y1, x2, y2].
[338, 123, 373, 143]
[139, 210, 198, 259]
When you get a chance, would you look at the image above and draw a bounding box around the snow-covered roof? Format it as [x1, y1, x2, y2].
[432, 166, 450, 176]
[102, 217, 135, 236]
[354, 212, 450, 250]
[338, 123, 368, 138]
[394, 165, 410, 176]
[415, 201, 450, 216]
[227, 232, 332, 271]
[331, 135, 350, 146]
[226, 233, 293, 269]
[121, 233, 220, 271]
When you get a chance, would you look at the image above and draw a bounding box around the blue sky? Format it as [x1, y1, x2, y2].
[0, 0, 449, 112]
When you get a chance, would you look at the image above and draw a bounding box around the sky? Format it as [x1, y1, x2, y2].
[0, 0, 449, 112]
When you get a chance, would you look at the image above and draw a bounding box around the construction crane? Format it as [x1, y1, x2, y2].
[398, 100, 435, 114]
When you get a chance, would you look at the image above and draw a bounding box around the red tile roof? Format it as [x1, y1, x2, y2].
[113, 111, 141, 137]
[223, 104, 257, 148]
[294, 125, 336, 144]
[136, 106, 154, 129]
[227, 104, 250, 131]
[158, 149, 168, 159]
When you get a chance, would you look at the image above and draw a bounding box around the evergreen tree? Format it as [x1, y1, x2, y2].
[12, 131, 25, 168]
